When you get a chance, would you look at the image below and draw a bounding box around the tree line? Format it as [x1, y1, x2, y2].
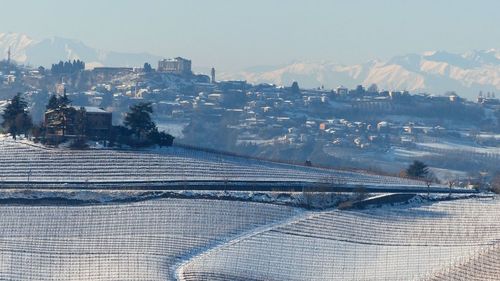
[51, 60, 85, 74]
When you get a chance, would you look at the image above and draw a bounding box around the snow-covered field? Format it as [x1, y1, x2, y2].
[325, 139, 498, 183]
[1, 136, 494, 280]
[0, 186, 496, 280]
[0, 198, 298, 280]
[416, 141, 500, 157]
[0, 138, 424, 187]
[179, 196, 500, 281]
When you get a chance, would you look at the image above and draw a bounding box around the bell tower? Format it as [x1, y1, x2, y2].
[7, 46, 11, 65]
[211, 67, 216, 84]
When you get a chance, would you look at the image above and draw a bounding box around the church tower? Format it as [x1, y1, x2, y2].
[211, 67, 216, 84]
[7, 46, 11, 65]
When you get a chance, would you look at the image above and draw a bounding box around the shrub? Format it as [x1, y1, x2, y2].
[490, 172, 500, 194]
[69, 137, 89, 150]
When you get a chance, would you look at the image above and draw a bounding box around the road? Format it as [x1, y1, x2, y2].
[0, 180, 477, 194]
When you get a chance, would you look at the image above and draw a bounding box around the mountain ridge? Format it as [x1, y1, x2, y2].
[0, 32, 161, 69]
[220, 49, 500, 100]
[2, 32, 500, 99]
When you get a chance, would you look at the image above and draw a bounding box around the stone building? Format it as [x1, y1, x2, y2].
[157, 57, 192, 75]
[44, 106, 112, 141]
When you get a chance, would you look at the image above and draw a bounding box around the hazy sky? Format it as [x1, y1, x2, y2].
[2, 0, 500, 71]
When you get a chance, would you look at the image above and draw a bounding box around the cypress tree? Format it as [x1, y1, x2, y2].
[1, 93, 33, 139]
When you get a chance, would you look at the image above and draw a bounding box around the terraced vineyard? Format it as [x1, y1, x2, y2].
[0, 138, 425, 187]
[1, 195, 497, 281]
[179, 197, 500, 281]
[1, 136, 493, 280]
[0, 199, 298, 280]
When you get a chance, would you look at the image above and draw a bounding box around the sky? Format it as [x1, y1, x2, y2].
[1, 0, 500, 71]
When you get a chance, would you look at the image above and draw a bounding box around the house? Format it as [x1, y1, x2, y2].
[84, 107, 113, 139]
[336, 86, 349, 95]
[45, 106, 112, 141]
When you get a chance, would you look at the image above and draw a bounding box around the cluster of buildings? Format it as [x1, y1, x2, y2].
[0, 70, 16, 85]
[35, 55, 496, 153]
[1, 56, 498, 171]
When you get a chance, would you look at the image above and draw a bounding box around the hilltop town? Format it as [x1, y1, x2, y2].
[0, 56, 498, 185]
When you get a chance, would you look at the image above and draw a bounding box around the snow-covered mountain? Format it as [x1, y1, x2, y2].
[0, 32, 161, 68]
[220, 49, 500, 100]
[2, 32, 500, 99]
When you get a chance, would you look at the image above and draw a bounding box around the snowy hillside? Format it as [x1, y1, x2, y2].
[0, 32, 161, 68]
[179, 196, 500, 281]
[0, 33, 34, 62]
[221, 49, 500, 100]
[0, 198, 298, 280]
[0, 138, 426, 187]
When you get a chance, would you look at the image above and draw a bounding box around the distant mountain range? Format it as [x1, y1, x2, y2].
[0, 32, 161, 69]
[220, 50, 500, 100]
[2, 32, 500, 100]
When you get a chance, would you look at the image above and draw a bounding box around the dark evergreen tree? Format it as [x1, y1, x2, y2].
[290, 81, 301, 96]
[354, 85, 365, 95]
[124, 102, 156, 140]
[59, 93, 71, 107]
[109, 125, 133, 147]
[63, 61, 71, 73]
[68, 107, 89, 149]
[148, 128, 174, 147]
[46, 95, 59, 110]
[118, 102, 174, 147]
[37, 66, 46, 75]
[44, 94, 73, 137]
[51, 60, 85, 74]
[1, 93, 33, 139]
[406, 160, 429, 178]
[143, 62, 153, 73]
[46, 94, 71, 111]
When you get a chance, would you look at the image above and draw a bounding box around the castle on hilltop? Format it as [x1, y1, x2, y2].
[157, 57, 192, 75]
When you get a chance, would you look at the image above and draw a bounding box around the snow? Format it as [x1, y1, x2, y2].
[71, 106, 108, 113]
[417, 141, 500, 156]
[0, 198, 298, 280]
[221, 49, 500, 99]
[0, 32, 160, 67]
[392, 147, 436, 158]
[0, 32, 35, 63]
[179, 197, 500, 281]
[156, 121, 189, 138]
[0, 138, 426, 187]
[477, 133, 500, 140]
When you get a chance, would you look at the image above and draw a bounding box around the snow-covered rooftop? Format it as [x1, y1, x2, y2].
[71, 106, 108, 113]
